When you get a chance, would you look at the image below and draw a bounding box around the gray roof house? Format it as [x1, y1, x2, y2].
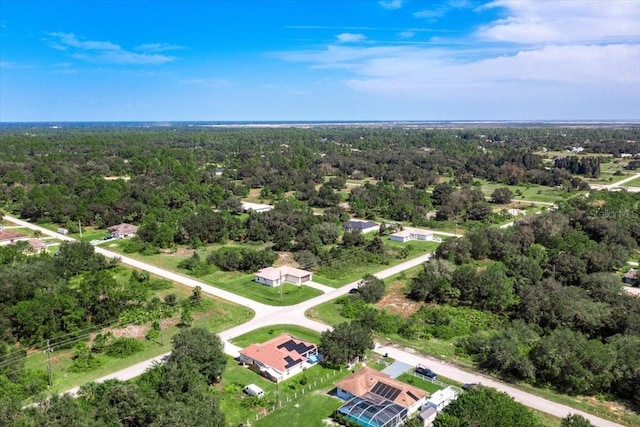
[343, 220, 379, 234]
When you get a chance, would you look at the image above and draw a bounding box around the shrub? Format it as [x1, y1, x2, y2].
[104, 337, 144, 358]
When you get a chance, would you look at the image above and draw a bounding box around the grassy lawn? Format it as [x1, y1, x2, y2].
[306, 299, 351, 326]
[619, 175, 640, 187]
[25, 285, 253, 397]
[396, 373, 443, 394]
[313, 241, 439, 288]
[230, 325, 322, 348]
[253, 393, 342, 427]
[216, 356, 278, 426]
[204, 275, 324, 306]
[474, 179, 582, 204]
[219, 355, 349, 427]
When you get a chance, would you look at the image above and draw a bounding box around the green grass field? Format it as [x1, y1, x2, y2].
[305, 299, 351, 327]
[199, 274, 324, 306]
[474, 179, 581, 204]
[230, 325, 322, 348]
[618, 175, 640, 187]
[313, 240, 439, 288]
[220, 354, 348, 427]
[253, 393, 343, 427]
[396, 373, 443, 394]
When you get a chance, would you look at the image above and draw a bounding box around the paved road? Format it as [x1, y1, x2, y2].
[374, 345, 624, 427]
[590, 172, 640, 190]
[4, 215, 627, 426]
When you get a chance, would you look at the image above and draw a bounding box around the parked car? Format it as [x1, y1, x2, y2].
[463, 383, 479, 391]
[348, 288, 359, 294]
[415, 366, 438, 380]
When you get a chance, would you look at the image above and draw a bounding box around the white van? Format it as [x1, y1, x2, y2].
[243, 384, 264, 398]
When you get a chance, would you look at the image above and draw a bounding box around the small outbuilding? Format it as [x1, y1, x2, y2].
[624, 269, 639, 286]
[423, 386, 459, 413]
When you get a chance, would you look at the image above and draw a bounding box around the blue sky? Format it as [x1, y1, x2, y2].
[1, 0, 639, 121]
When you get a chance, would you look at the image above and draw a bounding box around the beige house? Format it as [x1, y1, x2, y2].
[254, 266, 312, 287]
[108, 223, 138, 239]
[335, 367, 428, 415]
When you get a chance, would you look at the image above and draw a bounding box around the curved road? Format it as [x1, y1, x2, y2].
[5, 215, 626, 426]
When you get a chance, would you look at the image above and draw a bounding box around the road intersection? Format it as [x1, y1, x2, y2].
[4, 214, 625, 426]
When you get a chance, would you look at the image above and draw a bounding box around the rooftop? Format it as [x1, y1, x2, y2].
[239, 333, 317, 374]
[255, 266, 312, 281]
[335, 366, 427, 408]
[108, 223, 138, 234]
[0, 230, 28, 241]
[343, 220, 379, 229]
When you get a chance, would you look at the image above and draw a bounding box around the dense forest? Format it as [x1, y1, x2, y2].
[1, 125, 639, 255]
[336, 189, 640, 405]
[5, 328, 227, 426]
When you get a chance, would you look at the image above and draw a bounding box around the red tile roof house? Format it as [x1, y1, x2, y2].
[254, 266, 312, 287]
[335, 367, 428, 416]
[108, 223, 138, 239]
[26, 239, 46, 254]
[0, 230, 29, 246]
[238, 333, 319, 382]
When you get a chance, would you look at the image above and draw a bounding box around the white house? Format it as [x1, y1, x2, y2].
[238, 333, 318, 382]
[343, 220, 379, 234]
[254, 266, 312, 287]
[389, 228, 434, 243]
[241, 202, 274, 213]
[423, 386, 459, 413]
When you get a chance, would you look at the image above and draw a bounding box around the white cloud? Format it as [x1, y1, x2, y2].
[274, 0, 640, 118]
[379, 0, 402, 10]
[0, 60, 33, 69]
[336, 33, 367, 43]
[181, 78, 230, 88]
[414, 7, 449, 19]
[398, 31, 415, 38]
[477, 0, 640, 44]
[135, 43, 184, 53]
[46, 32, 176, 64]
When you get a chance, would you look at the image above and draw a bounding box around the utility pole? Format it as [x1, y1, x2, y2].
[46, 339, 53, 387]
[279, 269, 283, 304]
[78, 220, 82, 238]
[158, 306, 165, 346]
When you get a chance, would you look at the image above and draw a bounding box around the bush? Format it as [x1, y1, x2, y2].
[68, 342, 104, 373]
[337, 296, 368, 319]
[357, 275, 385, 303]
[104, 337, 144, 358]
